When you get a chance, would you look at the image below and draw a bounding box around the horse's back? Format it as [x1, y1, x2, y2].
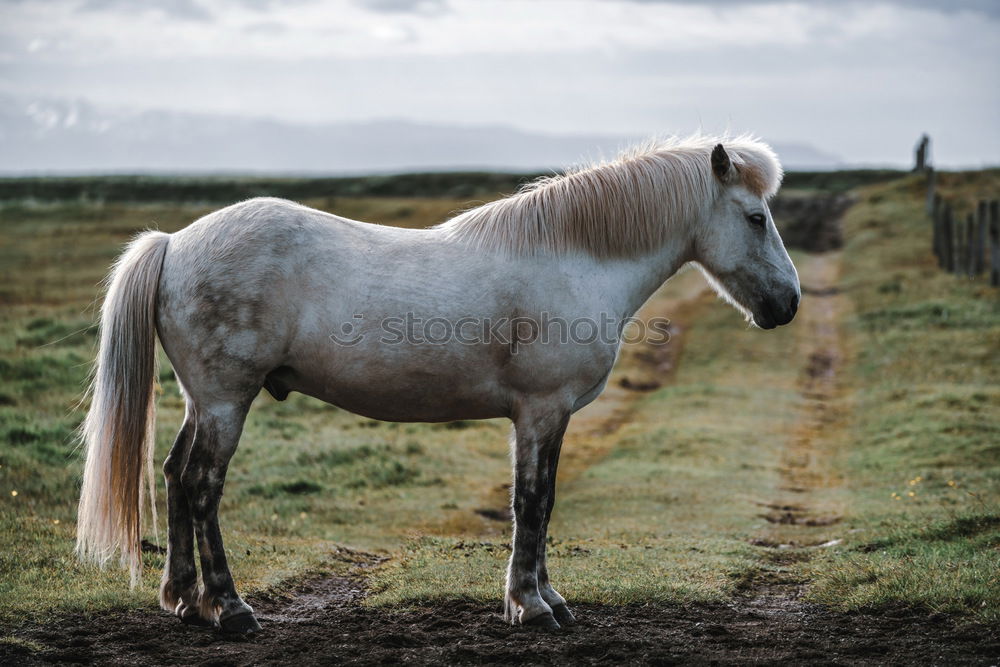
[168, 197, 357, 260]
[156, 198, 361, 400]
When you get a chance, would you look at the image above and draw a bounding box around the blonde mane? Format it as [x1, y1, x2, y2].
[438, 134, 782, 259]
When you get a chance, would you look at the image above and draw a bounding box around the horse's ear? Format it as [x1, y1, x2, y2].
[711, 144, 732, 182]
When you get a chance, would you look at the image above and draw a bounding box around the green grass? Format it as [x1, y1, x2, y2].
[802, 171, 1000, 621]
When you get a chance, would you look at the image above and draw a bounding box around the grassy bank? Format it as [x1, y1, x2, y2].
[802, 172, 1000, 620]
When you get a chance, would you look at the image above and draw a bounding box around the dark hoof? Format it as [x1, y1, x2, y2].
[180, 611, 214, 628]
[219, 612, 262, 635]
[551, 603, 577, 626]
[523, 611, 561, 631]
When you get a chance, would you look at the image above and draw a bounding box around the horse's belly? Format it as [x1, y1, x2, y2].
[269, 359, 508, 423]
[271, 313, 621, 423]
[310, 384, 505, 423]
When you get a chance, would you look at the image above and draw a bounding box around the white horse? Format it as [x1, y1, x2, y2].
[76, 136, 799, 633]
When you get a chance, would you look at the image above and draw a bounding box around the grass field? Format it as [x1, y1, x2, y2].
[803, 172, 1000, 617]
[0, 170, 997, 630]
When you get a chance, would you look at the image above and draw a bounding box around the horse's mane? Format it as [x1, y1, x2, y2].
[437, 134, 782, 259]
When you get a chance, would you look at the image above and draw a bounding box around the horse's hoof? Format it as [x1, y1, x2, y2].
[551, 603, 576, 626]
[219, 612, 262, 635]
[523, 611, 561, 631]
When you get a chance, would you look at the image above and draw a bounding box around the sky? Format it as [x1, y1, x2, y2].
[1, 0, 998, 168]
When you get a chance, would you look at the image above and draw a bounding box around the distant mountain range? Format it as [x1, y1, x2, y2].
[0, 95, 844, 175]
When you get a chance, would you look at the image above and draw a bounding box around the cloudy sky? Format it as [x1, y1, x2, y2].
[1, 0, 997, 168]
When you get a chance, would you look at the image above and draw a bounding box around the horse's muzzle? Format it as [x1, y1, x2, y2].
[755, 293, 799, 330]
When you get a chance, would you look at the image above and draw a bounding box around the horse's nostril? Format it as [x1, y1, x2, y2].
[790, 294, 799, 313]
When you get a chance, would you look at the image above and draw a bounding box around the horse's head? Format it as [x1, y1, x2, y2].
[693, 143, 800, 330]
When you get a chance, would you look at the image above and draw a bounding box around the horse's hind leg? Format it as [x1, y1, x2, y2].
[180, 399, 259, 633]
[159, 405, 207, 626]
[504, 406, 570, 630]
[536, 432, 575, 626]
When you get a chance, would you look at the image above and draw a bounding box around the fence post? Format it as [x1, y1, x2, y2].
[966, 214, 976, 278]
[942, 203, 954, 273]
[953, 211, 966, 276]
[990, 200, 999, 287]
[925, 167, 936, 215]
[932, 193, 943, 263]
[973, 200, 987, 276]
[914, 134, 930, 171]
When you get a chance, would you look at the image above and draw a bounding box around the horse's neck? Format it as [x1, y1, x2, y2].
[589, 224, 695, 320]
[624, 239, 693, 317]
[568, 171, 701, 317]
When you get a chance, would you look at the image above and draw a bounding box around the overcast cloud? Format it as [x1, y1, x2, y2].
[0, 0, 997, 168]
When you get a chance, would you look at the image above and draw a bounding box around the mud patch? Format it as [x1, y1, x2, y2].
[140, 539, 167, 555]
[474, 507, 512, 522]
[754, 502, 806, 512]
[761, 511, 843, 527]
[618, 377, 661, 392]
[4, 570, 997, 666]
[804, 351, 836, 380]
[801, 285, 842, 297]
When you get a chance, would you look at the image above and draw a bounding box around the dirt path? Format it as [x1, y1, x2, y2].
[744, 251, 851, 613]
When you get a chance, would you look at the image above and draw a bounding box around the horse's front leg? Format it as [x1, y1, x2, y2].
[180, 401, 260, 634]
[536, 433, 576, 626]
[504, 407, 570, 630]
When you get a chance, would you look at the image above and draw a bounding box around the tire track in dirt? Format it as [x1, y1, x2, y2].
[745, 250, 851, 615]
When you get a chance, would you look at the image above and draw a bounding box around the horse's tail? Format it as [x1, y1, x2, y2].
[76, 230, 170, 587]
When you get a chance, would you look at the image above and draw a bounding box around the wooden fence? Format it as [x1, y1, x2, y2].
[925, 169, 1000, 287]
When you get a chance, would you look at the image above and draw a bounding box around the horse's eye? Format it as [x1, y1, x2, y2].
[747, 213, 766, 227]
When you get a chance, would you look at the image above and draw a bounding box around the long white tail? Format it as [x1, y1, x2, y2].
[76, 231, 170, 586]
